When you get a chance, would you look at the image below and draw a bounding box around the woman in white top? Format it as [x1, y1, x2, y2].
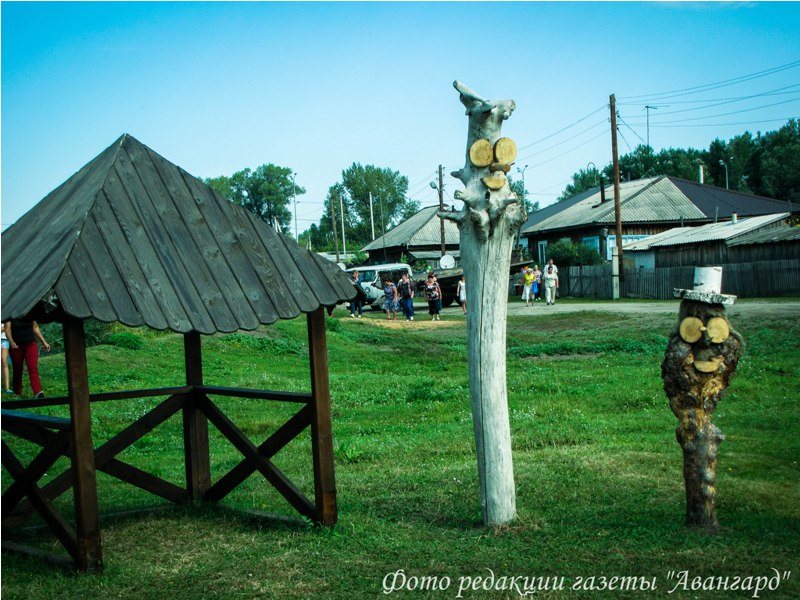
[543, 266, 559, 305]
[456, 275, 467, 315]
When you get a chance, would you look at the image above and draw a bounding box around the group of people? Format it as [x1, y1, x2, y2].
[348, 270, 467, 322]
[520, 259, 560, 306]
[378, 272, 418, 321]
[2, 319, 50, 398]
[380, 272, 459, 322]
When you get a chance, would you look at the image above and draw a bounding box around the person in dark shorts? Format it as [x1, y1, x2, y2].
[425, 273, 443, 321]
[5, 319, 50, 398]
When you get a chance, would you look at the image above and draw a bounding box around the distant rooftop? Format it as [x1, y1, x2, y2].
[522, 176, 797, 235]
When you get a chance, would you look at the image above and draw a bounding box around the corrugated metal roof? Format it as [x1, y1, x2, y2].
[669, 177, 797, 218]
[727, 222, 800, 246]
[522, 175, 799, 235]
[623, 227, 694, 251]
[361, 205, 460, 251]
[596, 177, 706, 224]
[647, 213, 789, 247]
[1, 134, 356, 333]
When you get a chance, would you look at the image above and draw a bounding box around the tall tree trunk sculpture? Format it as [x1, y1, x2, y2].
[439, 81, 527, 525]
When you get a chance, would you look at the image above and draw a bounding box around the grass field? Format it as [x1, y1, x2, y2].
[2, 303, 799, 599]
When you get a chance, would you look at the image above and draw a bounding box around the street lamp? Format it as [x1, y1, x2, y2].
[719, 159, 729, 190]
[515, 164, 529, 259]
[586, 162, 598, 186]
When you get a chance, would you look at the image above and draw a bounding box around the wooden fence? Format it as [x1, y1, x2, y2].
[557, 260, 800, 300]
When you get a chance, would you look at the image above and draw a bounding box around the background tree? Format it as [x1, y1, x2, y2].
[206, 164, 304, 235]
[557, 120, 799, 203]
[507, 175, 540, 214]
[340, 163, 413, 247]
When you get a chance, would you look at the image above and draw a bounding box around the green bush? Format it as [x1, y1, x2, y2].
[548, 239, 603, 266]
[103, 332, 144, 350]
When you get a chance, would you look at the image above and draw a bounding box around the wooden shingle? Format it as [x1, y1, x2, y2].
[1, 134, 355, 332]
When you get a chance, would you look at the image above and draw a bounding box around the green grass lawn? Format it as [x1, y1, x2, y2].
[2, 306, 799, 599]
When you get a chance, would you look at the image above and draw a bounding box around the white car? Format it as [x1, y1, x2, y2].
[346, 263, 413, 309]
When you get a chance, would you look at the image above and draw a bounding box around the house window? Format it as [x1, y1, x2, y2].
[581, 236, 600, 253]
[605, 235, 650, 260]
[537, 240, 547, 263]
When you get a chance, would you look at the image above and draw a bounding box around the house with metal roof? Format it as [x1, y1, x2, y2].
[360, 205, 460, 265]
[520, 175, 799, 264]
[622, 213, 791, 268]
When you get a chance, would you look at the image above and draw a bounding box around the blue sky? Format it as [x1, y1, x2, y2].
[3, 2, 800, 235]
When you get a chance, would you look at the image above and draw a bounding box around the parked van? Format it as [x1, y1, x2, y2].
[346, 263, 413, 310]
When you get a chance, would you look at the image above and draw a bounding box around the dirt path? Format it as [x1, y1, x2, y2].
[440, 298, 800, 319]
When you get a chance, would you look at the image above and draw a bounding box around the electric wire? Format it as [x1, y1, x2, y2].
[618, 59, 800, 101]
[516, 105, 606, 151]
[617, 115, 648, 146]
[516, 118, 609, 162]
[617, 83, 800, 107]
[622, 96, 800, 126]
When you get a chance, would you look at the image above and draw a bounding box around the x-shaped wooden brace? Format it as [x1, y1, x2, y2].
[198, 396, 317, 520]
[2, 435, 79, 562]
[3, 395, 187, 527]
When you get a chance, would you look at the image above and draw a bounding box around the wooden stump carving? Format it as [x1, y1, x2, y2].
[661, 300, 743, 529]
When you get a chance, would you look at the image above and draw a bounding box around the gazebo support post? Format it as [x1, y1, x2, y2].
[307, 307, 337, 525]
[183, 331, 210, 502]
[63, 317, 103, 572]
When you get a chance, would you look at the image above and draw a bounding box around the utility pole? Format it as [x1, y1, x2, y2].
[380, 195, 387, 263]
[369, 191, 376, 241]
[292, 172, 298, 241]
[330, 194, 340, 262]
[643, 105, 658, 148]
[438, 164, 446, 257]
[339, 190, 347, 259]
[610, 94, 624, 292]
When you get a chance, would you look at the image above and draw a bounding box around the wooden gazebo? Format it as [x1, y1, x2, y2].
[1, 134, 356, 571]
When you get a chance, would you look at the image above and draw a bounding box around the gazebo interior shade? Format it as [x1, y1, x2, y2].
[1, 134, 356, 333]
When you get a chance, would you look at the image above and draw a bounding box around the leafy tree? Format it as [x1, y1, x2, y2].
[558, 167, 603, 201]
[557, 120, 799, 203]
[340, 163, 412, 246]
[758, 119, 800, 203]
[206, 164, 304, 235]
[507, 175, 540, 214]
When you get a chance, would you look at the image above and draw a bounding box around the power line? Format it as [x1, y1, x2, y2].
[526, 128, 610, 171]
[617, 84, 800, 106]
[649, 117, 796, 129]
[617, 116, 647, 146]
[517, 118, 608, 162]
[516, 105, 606, 151]
[619, 85, 800, 118]
[617, 126, 633, 153]
[622, 96, 800, 126]
[618, 59, 800, 101]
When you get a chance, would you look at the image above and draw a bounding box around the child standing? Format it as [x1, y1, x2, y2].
[383, 278, 399, 320]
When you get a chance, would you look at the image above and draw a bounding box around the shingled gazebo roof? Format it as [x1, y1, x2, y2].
[1, 134, 355, 333]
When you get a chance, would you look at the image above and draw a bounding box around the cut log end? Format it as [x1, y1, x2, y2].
[493, 137, 517, 165]
[469, 139, 494, 167]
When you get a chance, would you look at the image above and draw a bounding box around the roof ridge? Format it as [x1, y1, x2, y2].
[59, 134, 128, 274]
[666, 174, 798, 208]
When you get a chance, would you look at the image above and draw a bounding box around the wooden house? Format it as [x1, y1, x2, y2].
[520, 175, 799, 264]
[360, 205, 460, 265]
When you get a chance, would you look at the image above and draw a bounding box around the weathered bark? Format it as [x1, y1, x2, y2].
[442, 81, 527, 526]
[661, 300, 743, 529]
